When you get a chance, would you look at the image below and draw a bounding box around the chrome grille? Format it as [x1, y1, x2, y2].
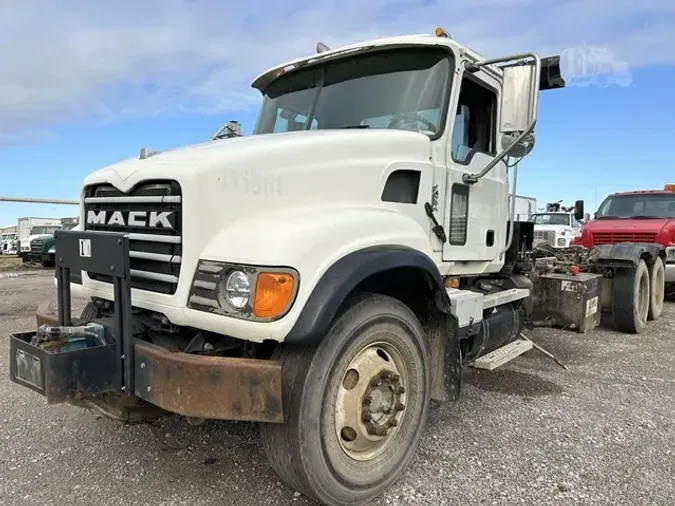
[593, 232, 657, 245]
[30, 238, 44, 254]
[83, 180, 182, 294]
[534, 230, 555, 245]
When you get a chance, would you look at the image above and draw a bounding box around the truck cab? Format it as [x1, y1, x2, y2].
[572, 186, 675, 289]
[22, 225, 63, 264]
[530, 211, 582, 248]
[0, 233, 17, 254]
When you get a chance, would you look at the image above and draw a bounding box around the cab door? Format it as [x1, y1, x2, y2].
[442, 66, 508, 263]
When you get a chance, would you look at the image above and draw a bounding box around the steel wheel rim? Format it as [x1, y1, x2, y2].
[638, 271, 649, 317]
[334, 341, 408, 461]
[653, 263, 664, 306]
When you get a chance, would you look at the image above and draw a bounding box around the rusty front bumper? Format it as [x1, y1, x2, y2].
[14, 300, 284, 424]
[134, 342, 283, 423]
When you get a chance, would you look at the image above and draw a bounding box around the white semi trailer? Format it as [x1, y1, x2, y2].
[16, 217, 63, 261]
[510, 194, 537, 221]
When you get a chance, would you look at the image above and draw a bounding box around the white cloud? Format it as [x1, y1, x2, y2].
[0, 0, 672, 142]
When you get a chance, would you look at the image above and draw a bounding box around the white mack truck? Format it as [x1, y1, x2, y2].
[9, 28, 667, 506]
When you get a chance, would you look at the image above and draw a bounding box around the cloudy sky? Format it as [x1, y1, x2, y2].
[1, 0, 675, 224]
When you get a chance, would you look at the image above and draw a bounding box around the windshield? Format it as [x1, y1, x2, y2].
[254, 48, 452, 137]
[596, 193, 675, 219]
[31, 226, 61, 235]
[529, 213, 571, 226]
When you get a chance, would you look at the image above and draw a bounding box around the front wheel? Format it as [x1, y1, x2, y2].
[260, 294, 430, 506]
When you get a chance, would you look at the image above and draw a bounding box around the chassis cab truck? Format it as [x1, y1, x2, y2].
[573, 186, 675, 294]
[8, 29, 666, 506]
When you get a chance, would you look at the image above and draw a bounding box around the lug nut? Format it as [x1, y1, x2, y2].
[362, 394, 372, 404]
[395, 402, 405, 411]
[375, 426, 388, 436]
[396, 386, 406, 394]
[388, 418, 399, 428]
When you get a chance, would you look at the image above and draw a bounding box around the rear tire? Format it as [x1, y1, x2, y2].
[259, 294, 430, 506]
[647, 257, 665, 321]
[612, 259, 649, 333]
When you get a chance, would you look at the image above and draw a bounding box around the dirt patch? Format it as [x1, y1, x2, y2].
[465, 368, 565, 397]
[0, 256, 42, 272]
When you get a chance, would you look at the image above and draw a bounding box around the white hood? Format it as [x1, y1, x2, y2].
[83, 129, 432, 193]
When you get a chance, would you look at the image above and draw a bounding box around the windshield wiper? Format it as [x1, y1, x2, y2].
[630, 215, 660, 219]
[340, 125, 370, 129]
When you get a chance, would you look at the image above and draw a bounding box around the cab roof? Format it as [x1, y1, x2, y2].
[610, 190, 674, 197]
[250, 32, 495, 92]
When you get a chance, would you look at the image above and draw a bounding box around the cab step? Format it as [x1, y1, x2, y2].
[471, 338, 533, 371]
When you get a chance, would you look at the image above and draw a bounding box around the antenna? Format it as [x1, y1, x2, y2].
[316, 42, 331, 53]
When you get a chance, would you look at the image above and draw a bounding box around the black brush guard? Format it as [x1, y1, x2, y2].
[9, 230, 132, 403]
[8, 229, 285, 423]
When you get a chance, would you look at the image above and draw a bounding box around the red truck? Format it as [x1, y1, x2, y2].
[572, 185, 675, 292]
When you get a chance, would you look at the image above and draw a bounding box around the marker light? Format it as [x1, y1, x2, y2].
[435, 27, 450, 38]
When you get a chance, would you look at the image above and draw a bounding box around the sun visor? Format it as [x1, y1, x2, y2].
[539, 55, 565, 90]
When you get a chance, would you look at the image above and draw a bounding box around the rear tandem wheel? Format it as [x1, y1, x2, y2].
[647, 257, 665, 321]
[611, 259, 650, 333]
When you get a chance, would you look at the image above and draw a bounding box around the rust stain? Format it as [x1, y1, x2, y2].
[134, 342, 284, 423]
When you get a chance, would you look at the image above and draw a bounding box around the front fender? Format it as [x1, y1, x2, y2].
[198, 205, 441, 340]
[590, 242, 665, 269]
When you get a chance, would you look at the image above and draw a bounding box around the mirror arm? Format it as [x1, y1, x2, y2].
[461, 120, 535, 184]
[462, 53, 541, 185]
[465, 52, 540, 72]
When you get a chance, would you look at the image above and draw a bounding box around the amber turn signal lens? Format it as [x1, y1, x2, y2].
[254, 272, 295, 318]
[444, 277, 459, 288]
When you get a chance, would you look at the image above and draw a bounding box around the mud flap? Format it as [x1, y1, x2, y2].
[427, 311, 461, 402]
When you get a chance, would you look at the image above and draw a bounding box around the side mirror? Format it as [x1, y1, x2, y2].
[462, 53, 559, 184]
[574, 200, 585, 222]
[500, 64, 539, 134]
[499, 63, 541, 158]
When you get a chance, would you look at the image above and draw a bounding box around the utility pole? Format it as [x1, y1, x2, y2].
[0, 197, 78, 205]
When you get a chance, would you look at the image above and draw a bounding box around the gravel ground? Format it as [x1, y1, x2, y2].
[1, 271, 674, 506]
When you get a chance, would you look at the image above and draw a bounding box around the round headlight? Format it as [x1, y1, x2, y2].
[223, 270, 251, 310]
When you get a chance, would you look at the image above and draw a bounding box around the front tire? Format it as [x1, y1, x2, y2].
[260, 294, 430, 506]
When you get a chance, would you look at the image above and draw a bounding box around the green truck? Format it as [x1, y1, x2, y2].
[28, 219, 78, 267]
